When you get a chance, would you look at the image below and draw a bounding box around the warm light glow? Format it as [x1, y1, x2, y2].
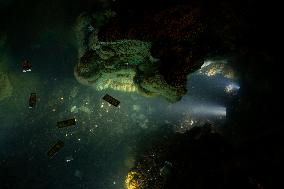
[200, 60, 235, 79]
[125, 171, 140, 189]
[97, 79, 137, 92]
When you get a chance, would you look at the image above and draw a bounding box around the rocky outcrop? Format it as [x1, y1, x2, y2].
[74, 13, 189, 102]
[74, 0, 242, 102]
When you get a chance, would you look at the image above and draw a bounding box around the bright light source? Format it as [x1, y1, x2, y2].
[201, 60, 214, 68]
[193, 105, 226, 117]
[225, 83, 240, 94]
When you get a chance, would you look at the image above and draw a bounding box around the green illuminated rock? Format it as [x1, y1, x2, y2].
[74, 14, 186, 102]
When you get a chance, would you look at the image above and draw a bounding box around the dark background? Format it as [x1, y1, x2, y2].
[0, 0, 280, 188]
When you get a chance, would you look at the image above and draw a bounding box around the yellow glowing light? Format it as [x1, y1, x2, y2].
[97, 79, 137, 92]
[60, 97, 64, 100]
[206, 68, 217, 76]
[125, 171, 140, 189]
[201, 62, 235, 79]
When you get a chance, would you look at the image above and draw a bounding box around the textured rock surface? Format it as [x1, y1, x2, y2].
[74, 0, 242, 102]
[74, 13, 189, 102]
